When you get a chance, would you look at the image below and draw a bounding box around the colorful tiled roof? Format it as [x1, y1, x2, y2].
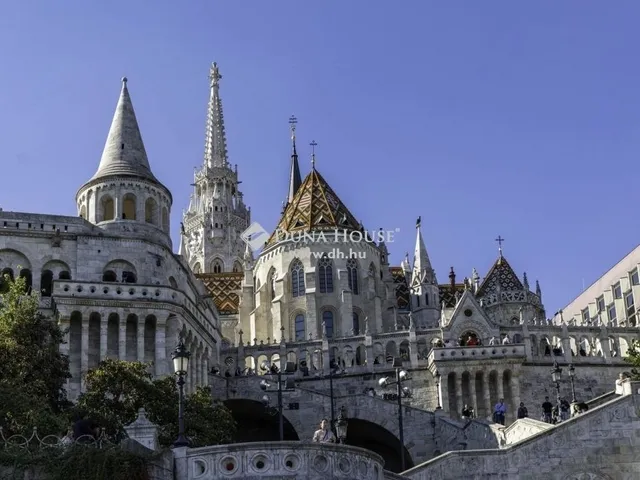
[197, 272, 243, 315]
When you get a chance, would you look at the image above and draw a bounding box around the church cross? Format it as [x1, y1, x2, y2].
[289, 115, 297, 141]
[495, 235, 505, 255]
[310, 140, 318, 167]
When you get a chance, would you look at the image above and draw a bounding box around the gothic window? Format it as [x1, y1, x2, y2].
[352, 311, 360, 335]
[269, 269, 277, 300]
[212, 259, 224, 274]
[347, 258, 359, 295]
[290, 259, 305, 298]
[193, 263, 202, 274]
[318, 256, 334, 293]
[233, 261, 242, 273]
[425, 293, 429, 305]
[295, 314, 305, 341]
[322, 310, 334, 338]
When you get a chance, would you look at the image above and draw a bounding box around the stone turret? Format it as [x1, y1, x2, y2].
[75, 77, 172, 248]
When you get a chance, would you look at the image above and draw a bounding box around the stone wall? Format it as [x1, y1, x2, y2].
[402, 381, 640, 479]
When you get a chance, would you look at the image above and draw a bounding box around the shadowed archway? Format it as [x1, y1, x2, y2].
[345, 418, 414, 473]
[224, 399, 299, 442]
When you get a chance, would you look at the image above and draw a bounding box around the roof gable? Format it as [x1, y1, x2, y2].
[444, 289, 497, 340]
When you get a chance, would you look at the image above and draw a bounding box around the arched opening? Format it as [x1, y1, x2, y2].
[344, 418, 414, 474]
[102, 270, 117, 282]
[294, 314, 305, 341]
[40, 270, 54, 297]
[232, 261, 242, 273]
[161, 207, 169, 231]
[101, 196, 115, 221]
[19, 269, 32, 294]
[212, 258, 224, 274]
[223, 399, 299, 442]
[122, 194, 136, 220]
[460, 331, 480, 346]
[347, 257, 359, 294]
[317, 255, 334, 293]
[145, 197, 158, 224]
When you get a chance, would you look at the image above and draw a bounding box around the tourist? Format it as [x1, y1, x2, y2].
[461, 404, 473, 420]
[559, 398, 570, 421]
[502, 335, 510, 345]
[517, 402, 528, 419]
[541, 397, 553, 423]
[312, 419, 336, 443]
[493, 399, 506, 425]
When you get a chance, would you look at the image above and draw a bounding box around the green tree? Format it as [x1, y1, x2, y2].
[624, 339, 640, 379]
[76, 359, 236, 447]
[0, 273, 71, 435]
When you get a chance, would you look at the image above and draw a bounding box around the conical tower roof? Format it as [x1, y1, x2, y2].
[90, 77, 159, 183]
[267, 167, 360, 245]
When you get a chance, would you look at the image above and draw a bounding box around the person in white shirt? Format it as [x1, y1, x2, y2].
[312, 419, 336, 443]
[502, 335, 510, 345]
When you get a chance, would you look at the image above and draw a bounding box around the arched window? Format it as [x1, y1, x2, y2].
[269, 269, 277, 300]
[290, 259, 305, 298]
[102, 270, 117, 282]
[352, 312, 360, 335]
[318, 256, 334, 293]
[347, 258, 359, 294]
[233, 261, 242, 273]
[212, 259, 223, 274]
[322, 310, 334, 338]
[19, 269, 32, 295]
[295, 314, 306, 341]
[122, 193, 137, 220]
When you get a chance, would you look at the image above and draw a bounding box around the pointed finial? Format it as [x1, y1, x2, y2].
[209, 62, 222, 87]
[310, 140, 317, 168]
[121, 76, 128, 87]
[289, 115, 298, 152]
[416, 216, 421, 229]
[495, 235, 504, 256]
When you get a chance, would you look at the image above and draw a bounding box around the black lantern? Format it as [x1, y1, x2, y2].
[171, 341, 191, 448]
[172, 342, 190, 376]
[335, 406, 348, 444]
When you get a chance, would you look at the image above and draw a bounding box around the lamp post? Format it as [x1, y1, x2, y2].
[259, 360, 296, 441]
[378, 357, 412, 472]
[171, 341, 191, 448]
[435, 370, 442, 409]
[335, 406, 349, 444]
[568, 364, 577, 403]
[551, 360, 562, 419]
[314, 348, 343, 437]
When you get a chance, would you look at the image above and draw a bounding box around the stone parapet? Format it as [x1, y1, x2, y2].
[174, 441, 387, 479]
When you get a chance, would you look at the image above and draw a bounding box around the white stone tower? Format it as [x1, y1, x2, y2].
[409, 217, 440, 327]
[76, 77, 173, 250]
[180, 63, 250, 273]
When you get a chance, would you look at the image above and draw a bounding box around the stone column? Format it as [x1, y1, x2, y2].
[511, 371, 522, 422]
[497, 369, 504, 401]
[469, 371, 478, 417]
[58, 316, 71, 392]
[118, 318, 127, 360]
[155, 321, 167, 377]
[337, 267, 353, 336]
[455, 371, 463, 419]
[137, 318, 146, 362]
[100, 316, 108, 361]
[483, 375, 491, 419]
[81, 318, 89, 391]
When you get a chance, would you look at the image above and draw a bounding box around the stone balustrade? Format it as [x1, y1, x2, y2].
[428, 344, 527, 363]
[52, 280, 217, 335]
[173, 441, 388, 480]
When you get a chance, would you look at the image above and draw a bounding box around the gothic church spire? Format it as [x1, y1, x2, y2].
[203, 62, 228, 168]
[287, 115, 302, 204]
[411, 216, 435, 286]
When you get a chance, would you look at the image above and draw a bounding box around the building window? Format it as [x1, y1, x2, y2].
[322, 310, 334, 338]
[318, 256, 334, 293]
[613, 283, 622, 299]
[581, 308, 590, 324]
[295, 314, 305, 341]
[631, 269, 640, 286]
[625, 292, 635, 322]
[290, 259, 305, 298]
[347, 258, 359, 295]
[269, 270, 277, 300]
[596, 296, 605, 312]
[212, 259, 223, 274]
[352, 312, 360, 335]
[425, 293, 429, 306]
[608, 304, 617, 323]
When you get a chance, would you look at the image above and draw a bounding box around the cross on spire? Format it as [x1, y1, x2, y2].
[289, 115, 297, 153]
[495, 235, 505, 256]
[310, 140, 317, 168]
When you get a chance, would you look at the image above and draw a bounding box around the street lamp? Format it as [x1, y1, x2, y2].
[313, 349, 344, 437]
[435, 370, 442, 409]
[171, 341, 191, 448]
[259, 359, 296, 441]
[551, 360, 562, 419]
[335, 406, 349, 444]
[568, 364, 577, 403]
[378, 357, 412, 472]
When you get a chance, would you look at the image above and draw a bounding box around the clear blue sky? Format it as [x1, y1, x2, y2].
[1, 1, 639, 317]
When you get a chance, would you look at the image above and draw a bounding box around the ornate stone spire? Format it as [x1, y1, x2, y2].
[287, 115, 301, 204]
[90, 77, 158, 183]
[411, 216, 435, 287]
[203, 62, 228, 168]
